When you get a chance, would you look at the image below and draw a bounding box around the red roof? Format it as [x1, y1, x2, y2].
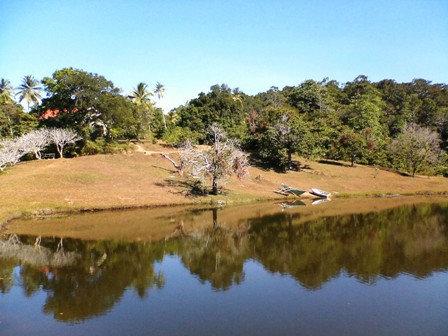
[39, 108, 78, 120]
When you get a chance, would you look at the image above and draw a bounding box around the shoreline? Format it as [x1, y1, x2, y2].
[2, 190, 447, 230]
[4, 193, 448, 242]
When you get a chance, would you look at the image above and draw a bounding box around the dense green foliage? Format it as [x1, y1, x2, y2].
[0, 92, 37, 138]
[167, 76, 448, 173]
[1, 69, 447, 175]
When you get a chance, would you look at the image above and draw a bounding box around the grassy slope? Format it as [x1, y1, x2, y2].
[1, 143, 447, 225]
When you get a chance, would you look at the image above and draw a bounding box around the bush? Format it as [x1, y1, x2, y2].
[439, 167, 448, 177]
[81, 139, 133, 155]
[162, 127, 201, 146]
[82, 139, 105, 155]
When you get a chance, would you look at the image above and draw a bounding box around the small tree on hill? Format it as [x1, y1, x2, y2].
[48, 128, 81, 158]
[391, 123, 441, 176]
[333, 128, 366, 167]
[163, 124, 249, 195]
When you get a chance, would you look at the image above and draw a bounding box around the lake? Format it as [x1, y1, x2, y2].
[1, 198, 448, 335]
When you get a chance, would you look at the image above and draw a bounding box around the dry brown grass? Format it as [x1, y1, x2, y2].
[1, 143, 447, 226]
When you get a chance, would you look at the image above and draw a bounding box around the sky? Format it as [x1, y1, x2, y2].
[1, 0, 447, 111]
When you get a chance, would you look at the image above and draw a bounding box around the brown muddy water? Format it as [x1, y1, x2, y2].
[1, 198, 448, 335]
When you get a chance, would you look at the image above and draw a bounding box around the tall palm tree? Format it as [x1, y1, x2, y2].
[16, 75, 42, 111]
[129, 82, 152, 106]
[129, 82, 154, 137]
[154, 82, 167, 130]
[0, 78, 13, 97]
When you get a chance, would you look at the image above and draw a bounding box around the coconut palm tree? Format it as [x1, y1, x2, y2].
[154, 82, 167, 130]
[129, 82, 154, 137]
[129, 82, 152, 106]
[16, 75, 42, 111]
[0, 78, 13, 96]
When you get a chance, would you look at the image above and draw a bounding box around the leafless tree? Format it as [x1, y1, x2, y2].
[391, 123, 441, 176]
[0, 140, 23, 171]
[48, 128, 81, 158]
[163, 124, 249, 195]
[17, 129, 50, 159]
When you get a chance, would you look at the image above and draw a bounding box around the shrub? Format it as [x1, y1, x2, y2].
[82, 139, 105, 155]
[81, 139, 133, 155]
[162, 127, 201, 146]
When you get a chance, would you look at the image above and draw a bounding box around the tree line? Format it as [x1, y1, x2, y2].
[1, 69, 447, 176]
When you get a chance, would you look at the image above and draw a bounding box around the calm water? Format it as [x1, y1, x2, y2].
[1, 201, 448, 335]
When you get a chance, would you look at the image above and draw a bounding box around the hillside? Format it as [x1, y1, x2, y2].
[1, 143, 448, 225]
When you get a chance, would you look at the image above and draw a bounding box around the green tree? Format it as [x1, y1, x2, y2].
[0, 91, 37, 138]
[253, 109, 311, 171]
[332, 127, 366, 167]
[172, 84, 249, 142]
[40, 68, 141, 141]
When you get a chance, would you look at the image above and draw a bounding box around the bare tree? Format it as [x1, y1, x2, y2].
[0, 140, 23, 171]
[48, 128, 81, 158]
[163, 124, 249, 194]
[391, 123, 441, 176]
[17, 129, 50, 159]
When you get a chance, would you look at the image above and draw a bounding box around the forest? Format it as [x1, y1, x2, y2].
[1, 68, 447, 177]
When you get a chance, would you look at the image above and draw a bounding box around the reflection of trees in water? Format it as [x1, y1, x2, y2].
[0, 237, 166, 322]
[0, 235, 79, 268]
[1, 203, 447, 321]
[247, 203, 448, 288]
[0, 258, 14, 293]
[178, 227, 250, 290]
[177, 204, 448, 290]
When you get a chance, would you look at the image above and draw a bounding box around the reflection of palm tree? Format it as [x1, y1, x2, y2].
[16, 75, 42, 111]
[154, 82, 167, 130]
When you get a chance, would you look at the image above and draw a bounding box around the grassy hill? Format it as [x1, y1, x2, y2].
[1, 143, 447, 226]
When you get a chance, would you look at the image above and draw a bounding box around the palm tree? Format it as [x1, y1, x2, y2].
[0, 78, 13, 96]
[154, 82, 167, 130]
[129, 82, 154, 137]
[129, 82, 152, 106]
[16, 75, 42, 111]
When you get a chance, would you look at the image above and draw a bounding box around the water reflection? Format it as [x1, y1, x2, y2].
[1, 202, 447, 323]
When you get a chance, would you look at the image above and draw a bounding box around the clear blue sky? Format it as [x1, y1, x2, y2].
[1, 0, 447, 110]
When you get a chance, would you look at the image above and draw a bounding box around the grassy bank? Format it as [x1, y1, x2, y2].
[1, 143, 448, 226]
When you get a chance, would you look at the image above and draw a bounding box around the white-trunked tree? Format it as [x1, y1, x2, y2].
[47, 128, 81, 158]
[162, 123, 249, 195]
[17, 129, 50, 159]
[0, 140, 23, 171]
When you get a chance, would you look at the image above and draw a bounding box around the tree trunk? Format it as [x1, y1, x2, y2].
[211, 176, 219, 195]
[351, 156, 355, 167]
[57, 145, 64, 158]
[162, 113, 167, 131]
[212, 208, 218, 229]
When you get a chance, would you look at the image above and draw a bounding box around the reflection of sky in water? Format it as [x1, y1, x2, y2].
[2, 258, 447, 336]
[1, 202, 448, 336]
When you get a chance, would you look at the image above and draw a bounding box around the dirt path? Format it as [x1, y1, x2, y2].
[134, 143, 176, 156]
